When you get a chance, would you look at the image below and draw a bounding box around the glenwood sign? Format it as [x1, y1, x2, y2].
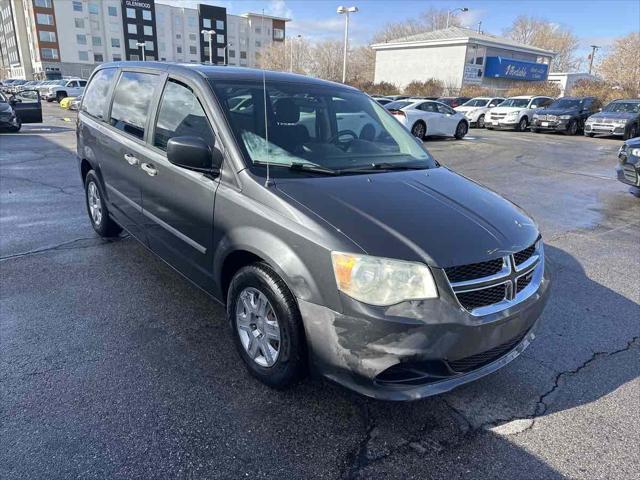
[125, 0, 151, 8]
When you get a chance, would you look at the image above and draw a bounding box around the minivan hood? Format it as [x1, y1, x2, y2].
[275, 168, 538, 268]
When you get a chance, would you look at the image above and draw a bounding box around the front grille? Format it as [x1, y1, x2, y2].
[516, 271, 533, 294]
[491, 113, 506, 119]
[623, 164, 638, 184]
[456, 284, 507, 310]
[514, 244, 536, 266]
[447, 331, 527, 373]
[444, 258, 503, 283]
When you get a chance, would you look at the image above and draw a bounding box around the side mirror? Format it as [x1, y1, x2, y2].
[166, 136, 222, 176]
[9, 96, 17, 106]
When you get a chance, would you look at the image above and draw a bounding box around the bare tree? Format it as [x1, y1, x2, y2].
[372, 7, 462, 43]
[258, 38, 313, 74]
[597, 32, 640, 96]
[503, 15, 579, 72]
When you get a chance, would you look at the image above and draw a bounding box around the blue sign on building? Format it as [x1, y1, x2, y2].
[484, 57, 549, 81]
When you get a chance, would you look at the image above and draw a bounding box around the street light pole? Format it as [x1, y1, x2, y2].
[446, 7, 468, 28]
[337, 6, 358, 84]
[588, 45, 600, 75]
[136, 42, 146, 61]
[289, 34, 301, 72]
[224, 42, 232, 66]
[201, 29, 216, 64]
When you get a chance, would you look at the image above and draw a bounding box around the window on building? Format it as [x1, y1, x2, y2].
[126, 7, 135, 19]
[189, 46, 197, 55]
[145, 40, 154, 51]
[128, 24, 137, 35]
[82, 68, 116, 120]
[273, 28, 284, 40]
[110, 71, 161, 140]
[217, 34, 224, 43]
[176, 33, 181, 39]
[89, 3, 99, 15]
[147, 55, 155, 60]
[108, 6, 117, 17]
[94, 53, 104, 62]
[92, 36, 102, 46]
[113, 54, 122, 61]
[130, 54, 139, 60]
[128, 39, 139, 49]
[74, 18, 84, 28]
[111, 38, 120, 48]
[255, 27, 261, 34]
[176, 46, 182, 53]
[216, 20, 224, 30]
[229, 49, 235, 58]
[240, 51, 246, 59]
[41, 48, 59, 59]
[159, 42, 166, 51]
[189, 33, 196, 41]
[72, 1, 82, 12]
[90, 20, 100, 31]
[188, 16, 197, 27]
[76, 34, 87, 45]
[36, 13, 54, 25]
[144, 25, 152, 36]
[142, 10, 152, 21]
[203, 18, 211, 29]
[175, 16, 181, 25]
[34, 0, 52, 8]
[255, 40, 261, 48]
[78, 51, 89, 61]
[38, 30, 56, 43]
[160, 57, 166, 61]
[153, 79, 214, 151]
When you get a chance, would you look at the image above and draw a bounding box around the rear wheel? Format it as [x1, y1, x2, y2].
[454, 121, 468, 139]
[477, 114, 485, 128]
[411, 121, 426, 139]
[84, 170, 122, 237]
[56, 91, 66, 103]
[515, 117, 528, 132]
[623, 123, 638, 140]
[227, 263, 307, 389]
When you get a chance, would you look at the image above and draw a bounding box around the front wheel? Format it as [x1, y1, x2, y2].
[623, 123, 639, 140]
[8, 117, 21, 132]
[515, 117, 528, 132]
[56, 92, 66, 103]
[585, 132, 595, 137]
[531, 128, 540, 133]
[411, 121, 426, 140]
[227, 263, 307, 389]
[565, 120, 578, 136]
[454, 121, 468, 139]
[84, 171, 122, 237]
[476, 114, 485, 128]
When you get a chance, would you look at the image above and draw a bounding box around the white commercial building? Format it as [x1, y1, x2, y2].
[372, 26, 555, 93]
[547, 72, 598, 96]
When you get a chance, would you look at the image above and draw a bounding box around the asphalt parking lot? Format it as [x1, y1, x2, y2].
[1, 103, 639, 480]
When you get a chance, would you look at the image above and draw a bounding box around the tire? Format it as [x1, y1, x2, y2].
[477, 114, 485, 128]
[623, 123, 639, 141]
[486, 126, 494, 130]
[454, 121, 468, 139]
[531, 128, 540, 133]
[8, 117, 21, 132]
[46, 98, 54, 103]
[565, 120, 578, 136]
[56, 91, 66, 103]
[411, 121, 426, 140]
[84, 170, 122, 237]
[585, 132, 595, 137]
[515, 116, 528, 132]
[227, 263, 307, 389]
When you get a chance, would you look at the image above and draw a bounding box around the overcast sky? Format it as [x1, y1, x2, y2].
[159, 0, 639, 61]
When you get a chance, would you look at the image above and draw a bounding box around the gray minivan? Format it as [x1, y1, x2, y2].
[77, 62, 550, 401]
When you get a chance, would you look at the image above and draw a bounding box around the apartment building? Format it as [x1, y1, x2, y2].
[0, 0, 289, 80]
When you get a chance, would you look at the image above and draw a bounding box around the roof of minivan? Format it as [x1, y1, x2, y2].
[95, 61, 357, 91]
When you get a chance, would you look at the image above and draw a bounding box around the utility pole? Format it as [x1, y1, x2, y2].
[588, 45, 599, 75]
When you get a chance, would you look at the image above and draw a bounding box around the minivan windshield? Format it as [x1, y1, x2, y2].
[211, 81, 436, 174]
[548, 99, 582, 109]
[500, 98, 531, 108]
[602, 101, 640, 113]
[462, 98, 490, 107]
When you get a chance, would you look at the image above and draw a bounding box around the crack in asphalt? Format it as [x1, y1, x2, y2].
[0, 235, 130, 261]
[1, 174, 80, 195]
[513, 154, 615, 181]
[343, 401, 376, 480]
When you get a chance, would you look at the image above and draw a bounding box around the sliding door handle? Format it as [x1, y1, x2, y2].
[124, 153, 139, 166]
[141, 163, 158, 177]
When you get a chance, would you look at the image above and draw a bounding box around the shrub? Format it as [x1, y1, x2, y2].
[459, 85, 494, 98]
[403, 79, 445, 97]
[356, 81, 400, 96]
[505, 81, 561, 98]
[571, 79, 635, 104]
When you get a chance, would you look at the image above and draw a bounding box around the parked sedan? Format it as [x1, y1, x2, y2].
[0, 90, 43, 132]
[455, 97, 505, 128]
[584, 99, 640, 140]
[437, 96, 471, 108]
[617, 137, 640, 196]
[387, 99, 469, 139]
[531, 96, 600, 135]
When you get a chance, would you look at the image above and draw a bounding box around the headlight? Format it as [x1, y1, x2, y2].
[613, 119, 627, 126]
[560, 115, 572, 120]
[331, 252, 438, 306]
[506, 110, 519, 118]
[631, 148, 640, 157]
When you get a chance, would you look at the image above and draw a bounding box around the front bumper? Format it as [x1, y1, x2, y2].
[584, 123, 626, 136]
[616, 154, 640, 187]
[0, 112, 17, 128]
[486, 118, 520, 129]
[531, 119, 570, 132]
[300, 260, 551, 401]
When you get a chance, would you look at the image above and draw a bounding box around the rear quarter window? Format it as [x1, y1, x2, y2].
[82, 68, 117, 120]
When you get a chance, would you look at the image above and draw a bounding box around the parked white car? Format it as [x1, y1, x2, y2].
[42, 78, 87, 103]
[386, 98, 469, 139]
[486, 95, 554, 131]
[454, 97, 505, 128]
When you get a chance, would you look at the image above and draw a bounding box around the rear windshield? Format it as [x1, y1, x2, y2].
[211, 80, 436, 174]
[603, 101, 640, 113]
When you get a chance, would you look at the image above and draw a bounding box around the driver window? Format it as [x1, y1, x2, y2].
[68, 81, 78, 87]
[419, 102, 437, 112]
[153, 79, 215, 152]
[436, 103, 453, 115]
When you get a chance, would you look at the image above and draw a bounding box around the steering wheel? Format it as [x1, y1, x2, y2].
[329, 129, 358, 148]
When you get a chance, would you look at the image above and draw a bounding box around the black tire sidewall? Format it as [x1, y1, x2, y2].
[455, 121, 467, 139]
[477, 114, 485, 128]
[411, 122, 425, 139]
[227, 263, 306, 389]
[517, 117, 527, 131]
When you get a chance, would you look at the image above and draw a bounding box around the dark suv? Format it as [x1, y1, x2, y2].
[531, 96, 600, 135]
[76, 62, 550, 400]
[584, 99, 640, 140]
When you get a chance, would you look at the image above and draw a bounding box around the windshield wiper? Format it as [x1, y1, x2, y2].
[338, 162, 430, 174]
[289, 163, 340, 175]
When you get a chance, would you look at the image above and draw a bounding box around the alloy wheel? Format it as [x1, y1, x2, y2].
[236, 287, 281, 367]
[477, 115, 485, 128]
[87, 181, 103, 226]
[412, 122, 425, 139]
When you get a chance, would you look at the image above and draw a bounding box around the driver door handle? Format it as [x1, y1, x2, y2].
[141, 163, 158, 177]
[124, 153, 139, 166]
